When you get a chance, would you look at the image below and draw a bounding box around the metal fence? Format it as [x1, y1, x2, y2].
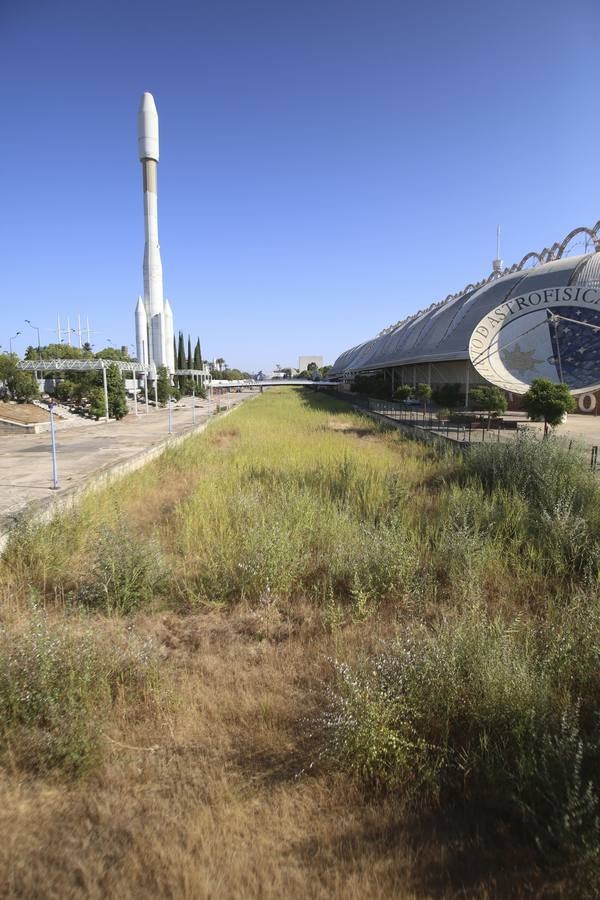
[335, 392, 600, 471]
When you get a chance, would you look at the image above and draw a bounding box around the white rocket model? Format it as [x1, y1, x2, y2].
[135, 92, 174, 371]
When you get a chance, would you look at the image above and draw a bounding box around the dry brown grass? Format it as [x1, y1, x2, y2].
[0, 603, 554, 899]
[0, 403, 50, 425]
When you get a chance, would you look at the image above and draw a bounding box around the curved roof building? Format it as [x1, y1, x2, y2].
[330, 224, 600, 400]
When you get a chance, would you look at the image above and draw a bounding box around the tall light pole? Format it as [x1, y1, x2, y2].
[24, 320, 41, 358]
[9, 331, 21, 354]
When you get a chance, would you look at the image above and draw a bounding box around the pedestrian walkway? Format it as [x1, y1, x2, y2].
[0, 393, 253, 522]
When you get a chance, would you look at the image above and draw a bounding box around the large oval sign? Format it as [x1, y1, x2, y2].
[469, 286, 600, 395]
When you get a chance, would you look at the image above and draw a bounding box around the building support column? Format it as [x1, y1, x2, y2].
[465, 360, 470, 409]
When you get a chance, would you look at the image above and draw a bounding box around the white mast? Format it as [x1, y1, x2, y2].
[492, 224, 503, 275]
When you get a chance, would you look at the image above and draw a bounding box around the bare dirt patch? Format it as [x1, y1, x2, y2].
[207, 426, 241, 448]
[0, 403, 51, 425]
[326, 420, 373, 438]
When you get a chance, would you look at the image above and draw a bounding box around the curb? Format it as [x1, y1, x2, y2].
[0, 401, 246, 556]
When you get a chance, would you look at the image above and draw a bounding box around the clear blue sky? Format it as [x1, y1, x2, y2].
[1, 0, 599, 372]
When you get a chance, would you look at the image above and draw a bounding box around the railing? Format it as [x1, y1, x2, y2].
[330, 390, 600, 470]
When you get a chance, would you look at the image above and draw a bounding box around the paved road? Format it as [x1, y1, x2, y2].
[0, 393, 254, 520]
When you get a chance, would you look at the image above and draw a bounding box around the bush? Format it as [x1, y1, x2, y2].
[319, 603, 600, 882]
[75, 524, 168, 614]
[460, 434, 600, 578]
[0, 615, 156, 774]
[522, 378, 577, 433]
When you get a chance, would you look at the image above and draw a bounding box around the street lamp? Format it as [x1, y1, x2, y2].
[9, 331, 21, 354]
[24, 320, 41, 357]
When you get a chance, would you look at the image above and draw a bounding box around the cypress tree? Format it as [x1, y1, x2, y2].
[187, 334, 192, 369]
[193, 338, 202, 369]
[175, 331, 184, 390]
[177, 331, 186, 371]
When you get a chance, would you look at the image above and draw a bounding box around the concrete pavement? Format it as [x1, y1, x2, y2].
[0, 392, 255, 526]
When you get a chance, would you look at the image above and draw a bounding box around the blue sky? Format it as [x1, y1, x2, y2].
[1, 0, 599, 371]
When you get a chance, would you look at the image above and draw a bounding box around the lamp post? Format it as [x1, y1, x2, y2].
[24, 320, 41, 358]
[49, 401, 59, 489]
[9, 331, 21, 354]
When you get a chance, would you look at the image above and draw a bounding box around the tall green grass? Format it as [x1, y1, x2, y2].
[3, 390, 434, 613]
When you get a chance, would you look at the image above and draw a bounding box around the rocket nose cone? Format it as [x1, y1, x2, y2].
[138, 92, 159, 161]
[139, 92, 157, 115]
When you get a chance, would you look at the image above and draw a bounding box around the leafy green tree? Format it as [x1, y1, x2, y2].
[95, 347, 130, 361]
[89, 365, 127, 419]
[469, 385, 508, 429]
[88, 385, 107, 420]
[522, 378, 576, 435]
[9, 371, 40, 403]
[415, 383, 432, 412]
[55, 378, 77, 403]
[156, 366, 171, 406]
[26, 343, 93, 361]
[394, 385, 413, 403]
[0, 352, 18, 393]
[105, 363, 128, 420]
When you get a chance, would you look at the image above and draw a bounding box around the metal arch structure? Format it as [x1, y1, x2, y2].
[17, 358, 157, 376]
[375, 222, 600, 340]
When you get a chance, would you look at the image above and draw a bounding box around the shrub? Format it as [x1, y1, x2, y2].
[75, 524, 168, 614]
[460, 435, 600, 578]
[319, 603, 600, 882]
[0, 615, 156, 774]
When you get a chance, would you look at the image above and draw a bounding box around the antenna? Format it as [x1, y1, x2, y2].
[492, 223, 503, 275]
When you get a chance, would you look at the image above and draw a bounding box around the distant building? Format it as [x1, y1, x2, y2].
[299, 355, 323, 371]
[329, 222, 600, 414]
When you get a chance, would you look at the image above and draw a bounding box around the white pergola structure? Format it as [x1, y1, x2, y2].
[18, 358, 159, 421]
[18, 359, 214, 422]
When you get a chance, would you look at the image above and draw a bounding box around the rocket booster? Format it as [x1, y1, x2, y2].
[138, 92, 166, 366]
[164, 298, 175, 372]
[135, 296, 148, 365]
